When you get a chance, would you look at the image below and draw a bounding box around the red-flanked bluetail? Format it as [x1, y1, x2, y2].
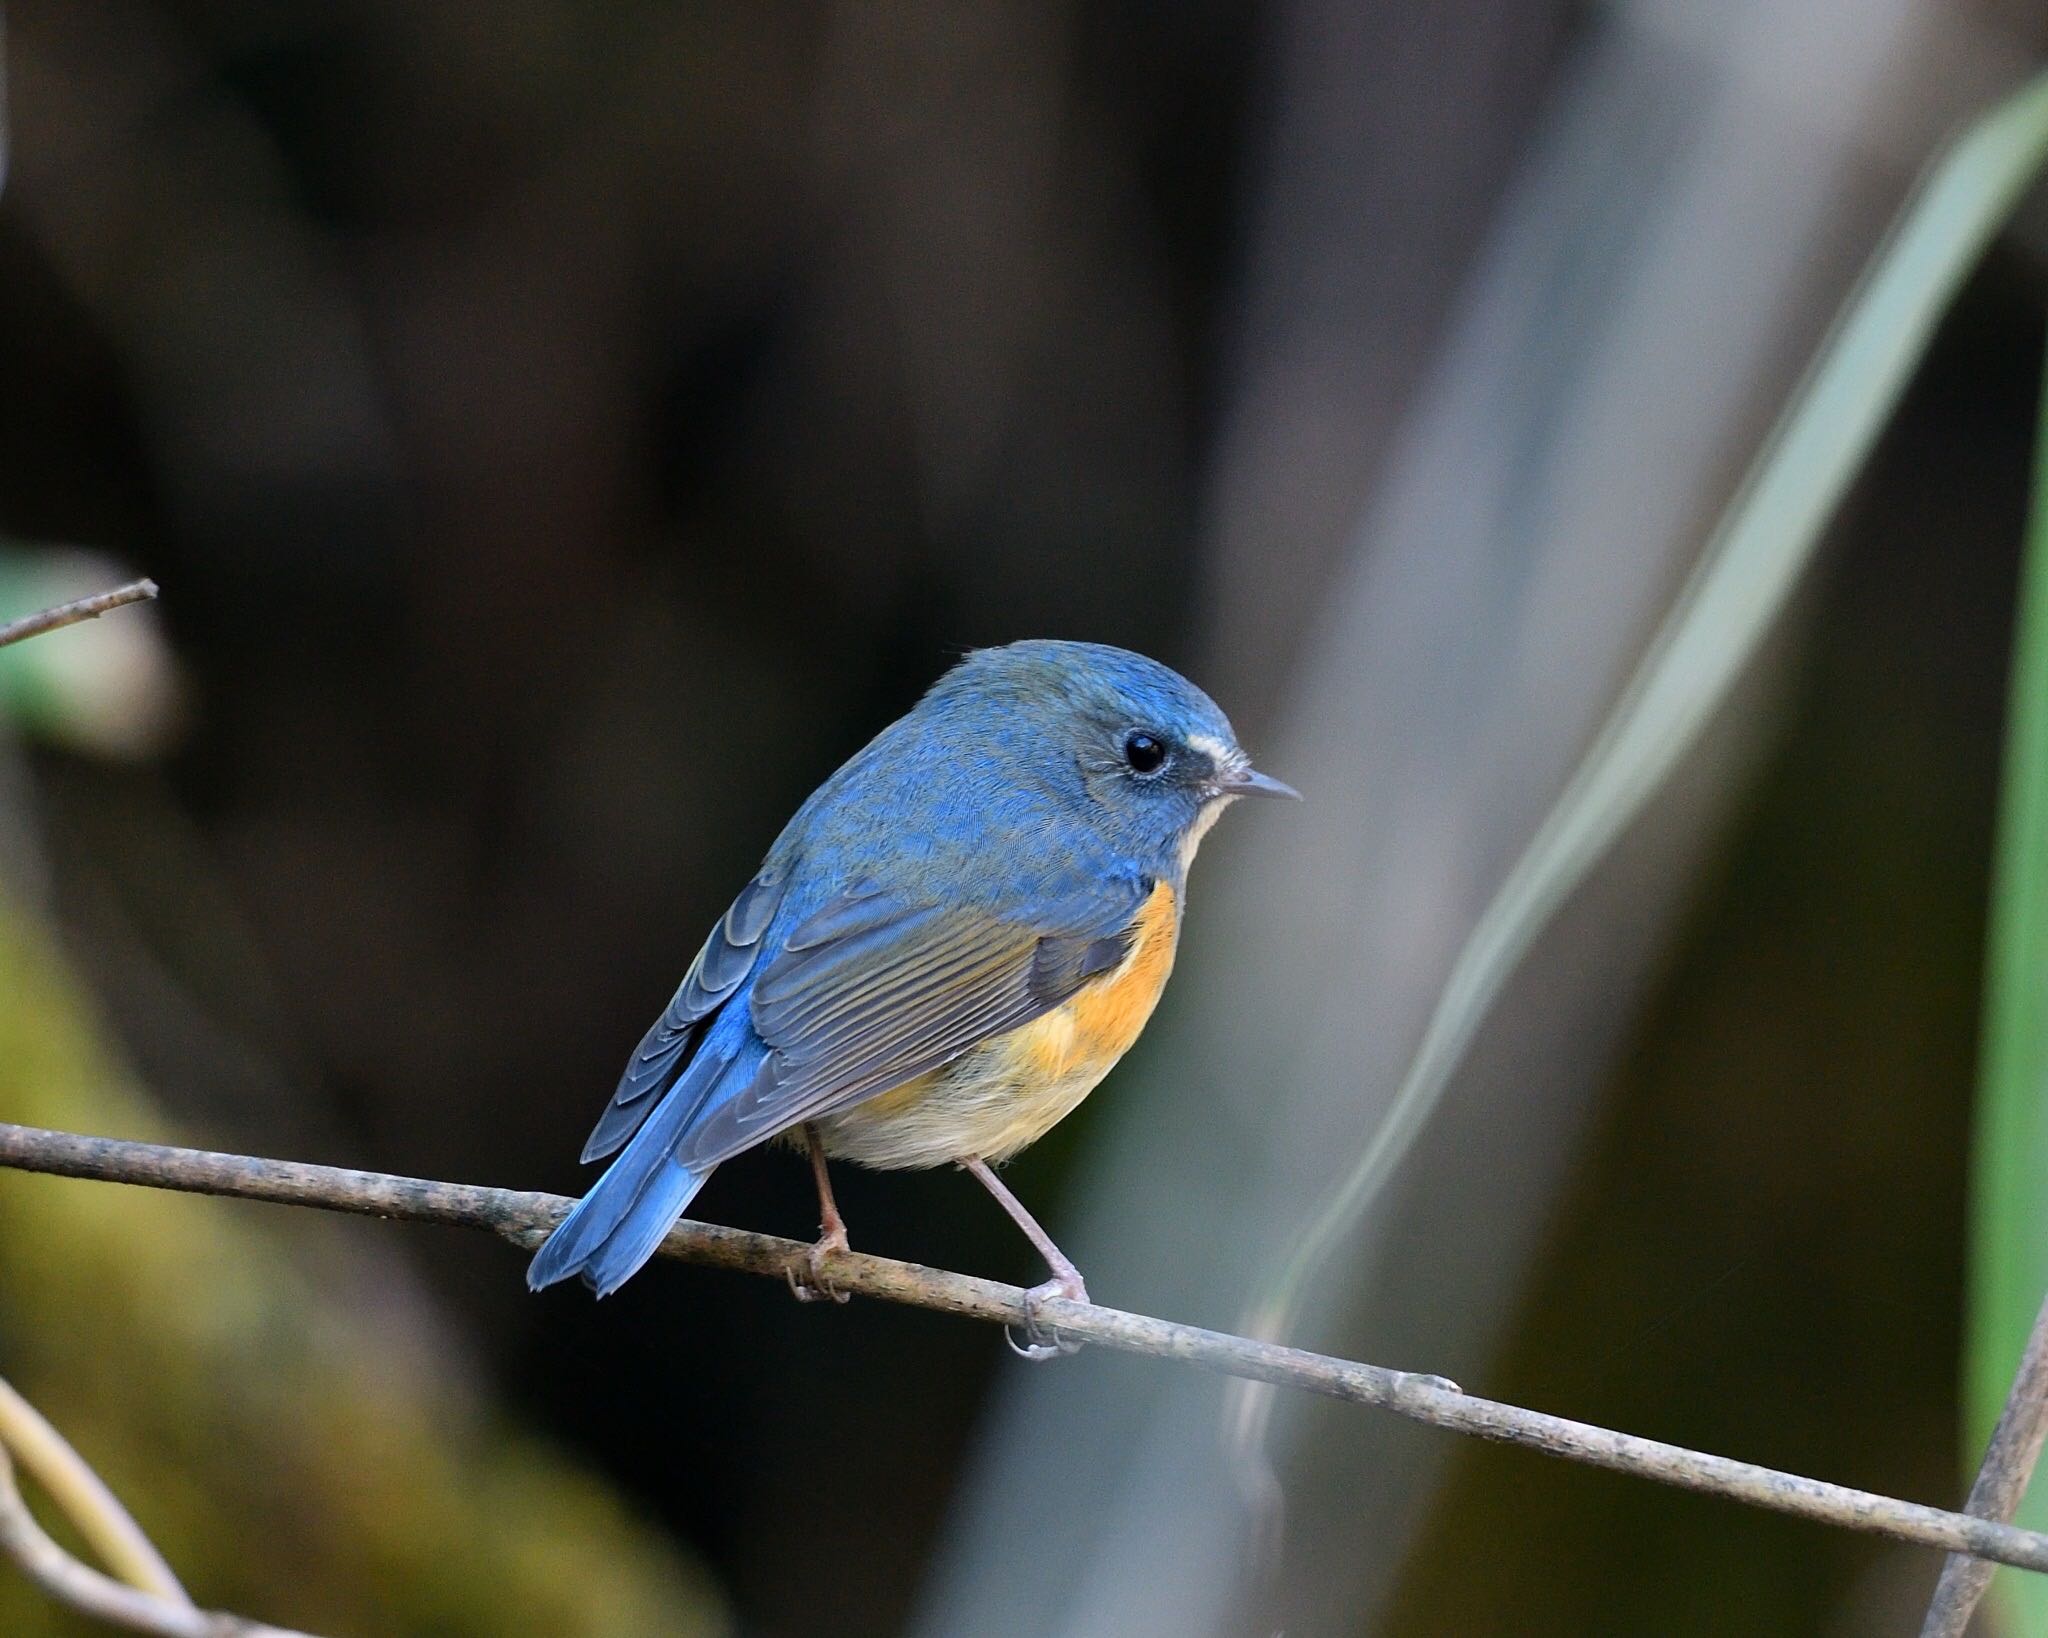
[527, 641, 1297, 1353]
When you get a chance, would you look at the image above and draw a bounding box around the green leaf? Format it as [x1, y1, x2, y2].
[1963, 313, 2048, 1630]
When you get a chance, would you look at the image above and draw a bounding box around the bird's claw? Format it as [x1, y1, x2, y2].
[1006, 1272, 1088, 1361]
[786, 1228, 851, 1304]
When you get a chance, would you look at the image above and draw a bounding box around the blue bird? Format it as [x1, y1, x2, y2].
[527, 640, 1296, 1347]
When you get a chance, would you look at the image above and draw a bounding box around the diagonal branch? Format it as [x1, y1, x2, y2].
[1, 1121, 2047, 1578]
[1920, 1290, 2048, 1636]
[0, 1376, 189, 1605]
[0, 579, 158, 651]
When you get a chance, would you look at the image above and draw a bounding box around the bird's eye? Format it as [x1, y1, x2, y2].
[1123, 732, 1168, 775]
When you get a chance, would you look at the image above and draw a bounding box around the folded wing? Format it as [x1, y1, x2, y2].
[675, 872, 1151, 1167]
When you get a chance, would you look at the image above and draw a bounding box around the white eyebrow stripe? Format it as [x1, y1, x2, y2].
[1186, 731, 1238, 767]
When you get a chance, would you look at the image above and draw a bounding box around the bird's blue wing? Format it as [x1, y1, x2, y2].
[534, 859, 1147, 1296]
[530, 866, 788, 1295]
[576, 864, 787, 1163]
[674, 871, 1151, 1167]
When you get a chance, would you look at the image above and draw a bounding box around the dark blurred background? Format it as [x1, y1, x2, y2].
[3, 2, 2048, 1634]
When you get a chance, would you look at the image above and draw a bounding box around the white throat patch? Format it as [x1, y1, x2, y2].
[1179, 733, 1243, 875]
[1180, 794, 1233, 874]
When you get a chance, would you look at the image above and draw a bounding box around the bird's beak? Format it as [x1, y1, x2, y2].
[1225, 765, 1301, 801]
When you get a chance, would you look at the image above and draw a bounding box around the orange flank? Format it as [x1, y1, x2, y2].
[1027, 879, 1179, 1081]
[814, 881, 1182, 1169]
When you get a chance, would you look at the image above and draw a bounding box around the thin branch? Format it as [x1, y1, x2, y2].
[1921, 1290, 2048, 1636]
[0, 1376, 189, 1604]
[0, 1125, 2046, 1577]
[0, 579, 158, 651]
[0, 1441, 314, 1638]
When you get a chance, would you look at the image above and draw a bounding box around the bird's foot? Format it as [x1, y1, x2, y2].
[1007, 1270, 1089, 1361]
[785, 1224, 852, 1304]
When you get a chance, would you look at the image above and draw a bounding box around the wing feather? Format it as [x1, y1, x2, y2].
[675, 875, 1149, 1167]
[578, 864, 788, 1164]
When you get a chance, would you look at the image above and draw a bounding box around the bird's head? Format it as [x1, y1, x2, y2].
[921, 640, 1298, 872]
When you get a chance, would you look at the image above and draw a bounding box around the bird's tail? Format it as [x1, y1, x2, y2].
[527, 1078, 716, 1297]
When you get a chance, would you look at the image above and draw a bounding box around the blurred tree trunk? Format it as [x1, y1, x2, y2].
[916, 2, 2018, 1633]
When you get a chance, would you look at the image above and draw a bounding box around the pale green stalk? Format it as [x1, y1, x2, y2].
[1233, 72, 2048, 1490]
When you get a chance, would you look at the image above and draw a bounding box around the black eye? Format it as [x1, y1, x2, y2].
[1123, 732, 1168, 774]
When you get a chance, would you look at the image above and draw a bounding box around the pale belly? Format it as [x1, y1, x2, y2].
[814, 881, 1179, 1169]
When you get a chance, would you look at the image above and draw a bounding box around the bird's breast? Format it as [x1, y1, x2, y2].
[815, 880, 1180, 1168]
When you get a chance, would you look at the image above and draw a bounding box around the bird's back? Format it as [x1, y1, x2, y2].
[764, 703, 1153, 915]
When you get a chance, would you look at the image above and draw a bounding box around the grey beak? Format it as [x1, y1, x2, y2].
[1228, 765, 1302, 801]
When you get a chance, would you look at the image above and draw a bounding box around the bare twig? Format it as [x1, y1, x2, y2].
[1921, 1291, 2048, 1636]
[0, 1376, 189, 1604]
[0, 1124, 2046, 1577]
[0, 579, 158, 650]
[0, 1441, 314, 1637]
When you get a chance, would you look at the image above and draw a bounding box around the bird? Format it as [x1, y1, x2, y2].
[527, 639, 1297, 1350]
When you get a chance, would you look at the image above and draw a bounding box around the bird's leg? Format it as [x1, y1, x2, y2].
[963, 1157, 1087, 1360]
[787, 1123, 852, 1304]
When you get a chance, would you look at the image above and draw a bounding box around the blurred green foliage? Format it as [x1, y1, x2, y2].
[0, 551, 180, 756]
[0, 890, 726, 1637]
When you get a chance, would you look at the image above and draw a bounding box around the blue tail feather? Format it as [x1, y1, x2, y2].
[526, 1142, 712, 1297]
[529, 1024, 763, 1296]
